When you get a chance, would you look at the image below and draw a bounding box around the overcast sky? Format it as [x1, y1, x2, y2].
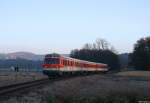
[0, 0, 150, 54]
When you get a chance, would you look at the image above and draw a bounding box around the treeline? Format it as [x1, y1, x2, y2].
[129, 37, 150, 70]
[0, 59, 43, 71]
[70, 38, 120, 71]
[70, 37, 150, 71]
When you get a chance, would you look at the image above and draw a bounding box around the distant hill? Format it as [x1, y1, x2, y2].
[0, 59, 43, 70]
[0, 52, 44, 61]
[0, 52, 70, 61]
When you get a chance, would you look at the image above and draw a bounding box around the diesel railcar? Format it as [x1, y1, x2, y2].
[42, 54, 108, 76]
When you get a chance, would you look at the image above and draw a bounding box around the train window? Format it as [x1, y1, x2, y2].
[70, 61, 72, 66]
[63, 60, 66, 66]
[63, 60, 65, 65]
[72, 61, 74, 66]
[65, 61, 67, 65]
[68, 60, 70, 66]
[65, 60, 67, 66]
[67, 60, 69, 66]
[44, 58, 59, 64]
[64, 60, 67, 66]
[75, 62, 77, 66]
[67, 61, 69, 66]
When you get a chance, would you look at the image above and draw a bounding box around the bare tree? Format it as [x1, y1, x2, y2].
[83, 43, 92, 50]
[92, 43, 97, 50]
[95, 38, 108, 50]
[81, 38, 117, 53]
[110, 46, 118, 54]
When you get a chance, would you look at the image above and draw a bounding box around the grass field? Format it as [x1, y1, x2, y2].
[2, 72, 150, 103]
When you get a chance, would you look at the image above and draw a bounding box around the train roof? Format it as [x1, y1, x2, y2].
[62, 56, 107, 65]
[45, 53, 107, 66]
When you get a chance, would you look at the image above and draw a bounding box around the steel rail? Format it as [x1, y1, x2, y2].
[0, 78, 50, 96]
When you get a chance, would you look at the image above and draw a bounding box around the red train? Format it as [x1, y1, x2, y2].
[42, 53, 108, 76]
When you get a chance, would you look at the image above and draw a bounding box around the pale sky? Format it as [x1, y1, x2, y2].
[0, 0, 150, 54]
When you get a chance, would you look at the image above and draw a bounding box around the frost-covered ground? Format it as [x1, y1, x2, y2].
[2, 74, 150, 103]
[0, 71, 47, 87]
[117, 71, 150, 77]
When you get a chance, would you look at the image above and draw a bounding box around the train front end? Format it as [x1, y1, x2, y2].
[42, 54, 63, 76]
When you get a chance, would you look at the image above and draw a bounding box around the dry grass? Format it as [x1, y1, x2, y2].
[46, 75, 150, 103]
[2, 74, 150, 103]
[117, 71, 150, 77]
[0, 71, 47, 87]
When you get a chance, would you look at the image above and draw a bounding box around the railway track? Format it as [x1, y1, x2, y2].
[0, 78, 50, 96]
[0, 76, 76, 99]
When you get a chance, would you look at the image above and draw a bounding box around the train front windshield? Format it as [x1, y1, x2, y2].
[44, 58, 60, 64]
